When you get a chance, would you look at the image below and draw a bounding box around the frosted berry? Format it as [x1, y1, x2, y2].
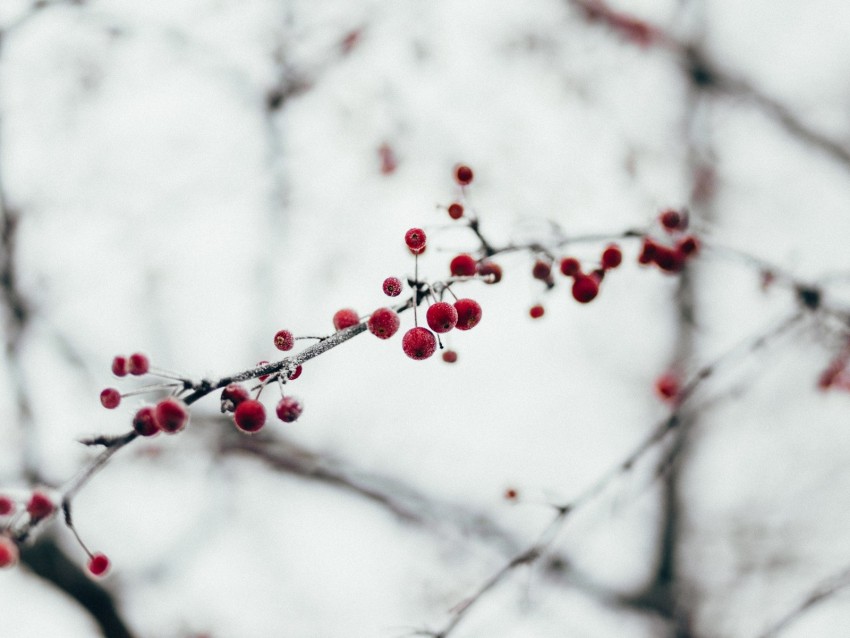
[132, 406, 160, 437]
[601, 244, 622, 269]
[426, 302, 458, 333]
[26, 491, 54, 521]
[559, 257, 581, 277]
[450, 254, 477, 277]
[447, 202, 464, 220]
[276, 396, 303, 423]
[0, 496, 15, 516]
[454, 164, 474, 185]
[660, 209, 686, 232]
[0, 536, 18, 568]
[454, 298, 482, 330]
[382, 276, 403, 297]
[154, 397, 189, 434]
[442, 349, 458, 363]
[655, 374, 680, 403]
[288, 365, 303, 380]
[529, 305, 545, 319]
[368, 307, 401, 339]
[88, 553, 110, 577]
[100, 388, 121, 409]
[333, 308, 360, 331]
[220, 384, 250, 413]
[477, 260, 502, 284]
[234, 399, 266, 433]
[273, 329, 295, 351]
[402, 327, 437, 360]
[111, 356, 128, 377]
[532, 260, 552, 281]
[128, 352, 149, 376]
[404, 228, 427, 254]
[571, 275, 599, 303]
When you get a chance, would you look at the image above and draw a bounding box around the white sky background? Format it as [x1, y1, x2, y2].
[1, 0, 850, 636]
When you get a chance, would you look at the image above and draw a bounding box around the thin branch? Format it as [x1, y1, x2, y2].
[759, 566, 850, 638]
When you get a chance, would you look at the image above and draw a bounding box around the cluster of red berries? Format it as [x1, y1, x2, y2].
[638, 209, 700, 273]
[550, 243, 623, 308]
[220, 381, 303, 433]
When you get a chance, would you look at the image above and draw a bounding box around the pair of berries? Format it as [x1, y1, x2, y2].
[132, 398, 189, 436]
[111, 353, 150, 377]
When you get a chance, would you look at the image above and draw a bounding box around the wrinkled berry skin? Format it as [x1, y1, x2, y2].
[402, 327, 437, 360]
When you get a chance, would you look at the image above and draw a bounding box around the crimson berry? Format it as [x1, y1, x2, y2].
[154, 397, 189, 434]
[677, 235, 700, 256]
[404, 228, 427, 254]
[504, 488, 518, 501]
[532, 260, 552, 281]
[638, 238, 657, 265]
[0, 536, 18, 569]
[447, 202, 464, 220]
[442, 349, 458, 363]
[88, 553, 110, 577]
[529, 305, 545, 319]
[111, 355, 128, 377]
[0, 496, 15, 516]
[653, 246, 685, 273]
[559, 257, 581, 277]
[100, 388, 121, 409]
[655, 374, 680, 402]
[571, 275, 599, 303]
[26, 491, 54, 521]
[333, 308, 360, 331]
[660, 209, 686, 232]
[382, 276, 403, 297]
[426, 302, 458, 333]
[128, 352, 149, 376]
[454, 298, 482, 330]
[477, 260, 502, 284]
[402, 327, 437, 360]
[601, 244, 622, 269]
[234, 399, 266, 433]
[220, 384, 250, 413]
[288, 365, 303, 380]
[273, 329, 295, 351]
[450, 254, 477, 277]
[276, 396, 303, 423]
[368, 307, 401, 339]
[132, 406, 160, 437]
[454, 164, 474, 185]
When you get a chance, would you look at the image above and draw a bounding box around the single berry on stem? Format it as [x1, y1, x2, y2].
[559, 257, 581, 277]
[677, 235, 700, 256]
[659, 209, 686, 232]
[273, 329, 295, 351]
[601, 244, 622, 269]
[368, 307, 401, 339]
[655, 373, 680, 403]
[276, 396, 303, 423]
[450, 254, 477, 277]
[87, 553, 110, 577]
[333, 308, 360, 331]
[111, 356, 128, 377]
[0, 536, 19, 568]
[454, 298, 482, 330]
[100, 388, 121, 409]
[404, 228, 427, 254]
[529, 305, 545, 319]
[382, 276, 403, 297]
[128, 352, 149, 376]
[532, 260, 552, 281]
[133, 406, 160, 437]
[402, 327, 437, 360]
[26, 491, 55, 521]
[571, 275, 599, 303]
[426, 302, 458, 333]
[154, 397, 189, 434]
[234, 400, 266, 433]
[454, 164, 474, 185]
[447, 202, 464, 220]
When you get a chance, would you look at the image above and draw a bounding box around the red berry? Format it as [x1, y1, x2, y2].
[653, 246, 685, 273]
[659, 209, 686, 232]
[333, 308, 360, 331]
[288, 365, 303, 380]
[532, 260, 552, 281]
[404, 228, 427, 254]
[426, 302, 458, 333]
[220, 384, 250, 412]
[273, 329, 295, 351]
[100, 388, 121, 409]
[132, 406, 160, 437]
[26, 491, 54, 521]
[275, 396, 303, 423]
[0, 536, 19, 568]
[111, 356, 128, 377]
[504, 488, 518, 501]
[256, 361, 270, 382]
[454, 164, 474, 185]
[601, 244, 622, 269]
[571, 275, 599, 303]
[638, 238, 657, 265]
[382, 276, 403, 297]
[677, 235, 699, 256]
[128, 352, 149, 376]
[655, 374, 680, 402]
[154, 398, 189, 434]
[402, 327, 437, 360]
[447, 202, 464, 220]
[88, 553, 110, 577]
[234, 399, 266, 433]
[454, 298, 482, 330]
[450, 254, 477, 277]
[442, 350, 458, 363]
[0, 496, 15, 516]
[529, 305, 545, 319]
[477, 260, 502, 284]
[559, 257, 581, 277]
[367, 307, 401, 339]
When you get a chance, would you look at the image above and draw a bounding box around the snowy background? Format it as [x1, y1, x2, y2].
[1, 0, 850, 636]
